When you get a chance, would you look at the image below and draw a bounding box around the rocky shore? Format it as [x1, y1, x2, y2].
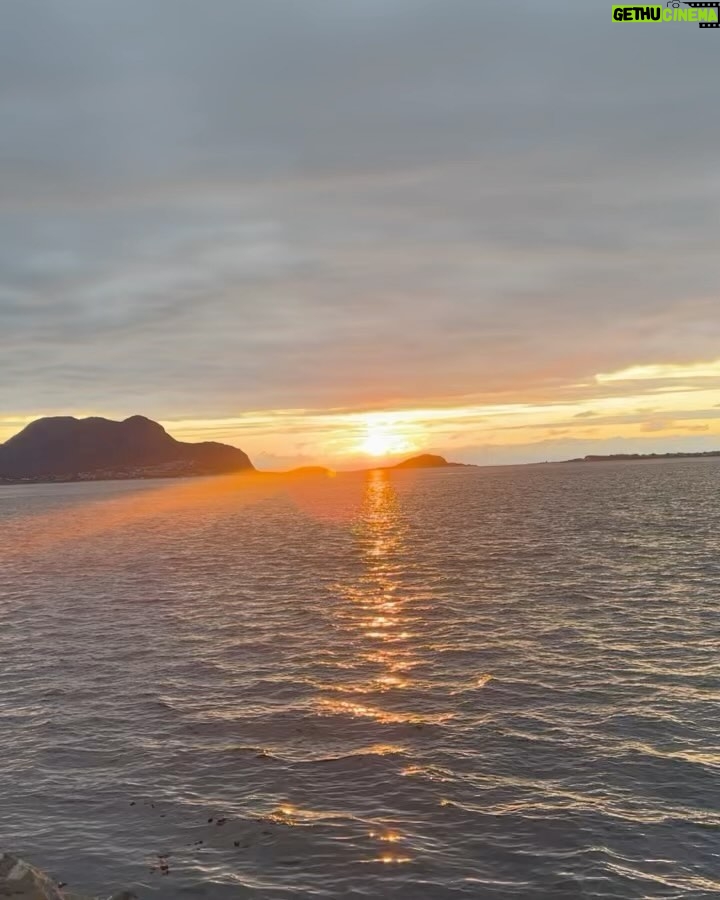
[0, 853, 135, 900]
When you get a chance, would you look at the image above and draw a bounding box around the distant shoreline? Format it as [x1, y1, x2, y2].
[4, 451, 720, 487]
[558, 451, 720, 463]
[0, 460, 475, 487]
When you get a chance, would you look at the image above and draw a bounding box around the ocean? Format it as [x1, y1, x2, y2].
[1, 461, 718, 899]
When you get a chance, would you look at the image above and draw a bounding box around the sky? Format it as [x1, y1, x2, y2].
[1, 0, 719, 468]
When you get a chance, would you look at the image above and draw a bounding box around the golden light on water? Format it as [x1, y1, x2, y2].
[375, 674, 408, 688]
[315, 698, 418, 724]
[334, 469, 419, 718]
[314, 468, 452, 734]
[268, 803, 351, 826]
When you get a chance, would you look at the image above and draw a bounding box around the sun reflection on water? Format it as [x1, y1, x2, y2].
[369, 830, 402, 843]
[314, 468, 425, 724]
[304, 469, 448, 865]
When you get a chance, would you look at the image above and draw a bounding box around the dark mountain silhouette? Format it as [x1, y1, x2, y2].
[390, 453, 469, 469]
[0, 415, 254, 480]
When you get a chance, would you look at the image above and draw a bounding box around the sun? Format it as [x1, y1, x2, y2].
[361, 431, 399, 457]
[358, 422, 414, 458]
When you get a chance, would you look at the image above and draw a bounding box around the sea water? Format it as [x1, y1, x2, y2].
[1, 461, 718, 898]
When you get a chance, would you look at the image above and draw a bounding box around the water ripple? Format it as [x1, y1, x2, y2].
[1, 461, 719, 897]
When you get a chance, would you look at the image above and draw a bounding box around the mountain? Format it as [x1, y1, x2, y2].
[390, 453, 469, 469]
[0, 415, 254, 481]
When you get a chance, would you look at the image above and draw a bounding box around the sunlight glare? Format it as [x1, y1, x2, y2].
[358, 420, 416, 458]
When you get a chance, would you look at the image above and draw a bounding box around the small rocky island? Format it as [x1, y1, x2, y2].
[389, 453, 471, 469]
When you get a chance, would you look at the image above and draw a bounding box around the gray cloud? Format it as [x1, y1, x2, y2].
[1, 0, 719, 433]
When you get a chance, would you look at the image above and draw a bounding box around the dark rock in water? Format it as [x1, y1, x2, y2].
[0, 852, 136, 899]
[0, 415, 254, 481]
[0, 852, 66, 899]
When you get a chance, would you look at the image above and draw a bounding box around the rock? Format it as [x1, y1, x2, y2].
[0, 853, 65, 899]
[0, 854, 136, 900]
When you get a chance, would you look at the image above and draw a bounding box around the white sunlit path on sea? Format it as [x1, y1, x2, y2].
[0, 463, 719, 898]
[308, 468, 455, 867]
[317, 469, 424, 710]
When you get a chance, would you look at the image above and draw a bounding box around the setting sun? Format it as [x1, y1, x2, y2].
[358, 422, 416, 458]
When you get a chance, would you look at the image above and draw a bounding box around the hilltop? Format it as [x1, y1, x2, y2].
[0, 416, 476, 485]
[389, 453, 471, 469]
[0, 415, 253, 482]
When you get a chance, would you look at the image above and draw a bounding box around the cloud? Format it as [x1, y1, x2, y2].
[640, 418, 712, 434]
[640, 419, 673, 433]
[597, 360, 720, 384]
[1, 1, 719, 461]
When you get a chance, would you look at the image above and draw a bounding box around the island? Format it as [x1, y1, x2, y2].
[0, 415, 253, 483]
[388, 453, 470, 470]
[562, 451, 720, 463]
[0, 416, 475, 486]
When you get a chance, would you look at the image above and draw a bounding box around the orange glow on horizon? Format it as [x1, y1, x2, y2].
[357, 418, 418, 458]
[2, 355, 720, 467]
